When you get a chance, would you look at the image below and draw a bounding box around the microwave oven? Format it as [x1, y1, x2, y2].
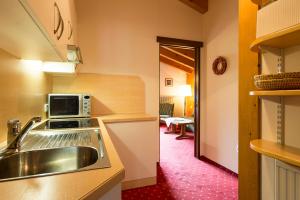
[48, 94, 91, 119]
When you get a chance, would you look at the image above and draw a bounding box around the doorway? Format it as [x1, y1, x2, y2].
[157, 36, 203, 159]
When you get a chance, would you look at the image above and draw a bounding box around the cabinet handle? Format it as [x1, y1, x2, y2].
[54, 2, 61, 34]
[57, 18, 64, 40]
[68, 21, 73, 40]
[76, 46, 83, 64]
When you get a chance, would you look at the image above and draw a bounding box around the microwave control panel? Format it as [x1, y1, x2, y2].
[82, 95, 91, 116]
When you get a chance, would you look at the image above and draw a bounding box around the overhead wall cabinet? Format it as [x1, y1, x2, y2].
[0, 0, 79, 62]
[19, 0, 78, 61]
[250, 0, 300, 199]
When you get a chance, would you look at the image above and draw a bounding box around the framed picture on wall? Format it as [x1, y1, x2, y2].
[165, 78, 173, 87]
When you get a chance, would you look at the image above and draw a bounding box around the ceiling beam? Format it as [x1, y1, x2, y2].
[160, 54, 194, 73]
[168, 46, 195, 61]
[178, 0, 208, 14]
[160, 46, 195, 68]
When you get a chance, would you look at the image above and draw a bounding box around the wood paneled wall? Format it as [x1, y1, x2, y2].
[52, 73, 145, 115]
[0, 49, 51, 143]
[238, 0, 260, 199]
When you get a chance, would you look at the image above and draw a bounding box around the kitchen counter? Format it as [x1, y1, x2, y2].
[0, 118, 125, 200]
[0, 114, 157, 199]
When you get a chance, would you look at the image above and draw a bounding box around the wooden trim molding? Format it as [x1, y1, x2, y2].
[163, 46, 195, 61]
[238, 0, 260, 199]
[157, 36, 203, 159]
[160, 46, 194, 67]
[178, 0, 208, 14]
[121, 177, 156, 190]
[170, 46, 195, 60]
[157, 36, 203, 48]
[199, 156, 238, 177]
[159, 54, 194, 73]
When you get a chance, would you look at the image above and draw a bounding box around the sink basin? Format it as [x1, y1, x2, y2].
[0, 146, 98, 181]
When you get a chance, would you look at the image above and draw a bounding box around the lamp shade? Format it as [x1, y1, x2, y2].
[178, 84, 192, 97]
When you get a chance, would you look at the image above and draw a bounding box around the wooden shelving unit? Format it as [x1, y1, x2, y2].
[249, 1, 300, 197]
[250, 24, 300, 52]
[249, 90, 300, 96]
[250, 139, 300, 167]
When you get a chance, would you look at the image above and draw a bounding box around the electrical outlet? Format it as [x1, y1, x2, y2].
[44, 104, 48, 113]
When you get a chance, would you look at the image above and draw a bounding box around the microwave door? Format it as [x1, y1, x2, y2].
[49, 95, 81, 118]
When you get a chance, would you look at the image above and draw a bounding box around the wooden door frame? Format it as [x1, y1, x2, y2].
[157, 36, 203, 158]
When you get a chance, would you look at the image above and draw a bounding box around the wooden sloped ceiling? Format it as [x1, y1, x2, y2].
[178, 0, 208, 14]
[159, 46, 195, 73]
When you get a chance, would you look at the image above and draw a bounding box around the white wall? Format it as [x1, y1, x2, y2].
[74, 0, 240, 174]
[160, 62, 186, 117]
[201, 0, 239, 173]
[106, 121, 157, 183]
[74, 0, 204, 182]
[75, 0, 204, 116]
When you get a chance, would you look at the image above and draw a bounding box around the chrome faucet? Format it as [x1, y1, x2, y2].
[7, 119, 21, 145]
[6, 116, 42, 150]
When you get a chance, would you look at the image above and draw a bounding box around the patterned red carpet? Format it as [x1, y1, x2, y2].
[122, 126, 238, 200]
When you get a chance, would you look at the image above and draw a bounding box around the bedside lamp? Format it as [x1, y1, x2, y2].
[178, 84, 192, 116]
[178, 84, 192, 97]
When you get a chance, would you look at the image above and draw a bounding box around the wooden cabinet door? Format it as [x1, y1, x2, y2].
[65, 0, 77, 45]
[53, 0, 78, 57]
[52, 0, 68, 59]
[20, 0, 56, 45]
[19, 0, 78, 61]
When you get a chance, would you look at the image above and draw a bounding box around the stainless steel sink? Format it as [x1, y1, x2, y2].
[0, 146, 98, 181]
[0, 128, 111, 182]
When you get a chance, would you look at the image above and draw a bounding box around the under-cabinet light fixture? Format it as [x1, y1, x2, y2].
[20, 59, 43, 68]
[42, 62, 76, 73]
[21, 59, 76, 74]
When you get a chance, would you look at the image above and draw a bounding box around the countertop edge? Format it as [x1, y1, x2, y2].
[81, 119, 125, 199]
[97, 113, 157, 124]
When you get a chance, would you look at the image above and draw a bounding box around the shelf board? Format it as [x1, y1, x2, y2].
[249, 90, 300, 96]
[250, 24, 300, 52]
[250, 139, 300, 167]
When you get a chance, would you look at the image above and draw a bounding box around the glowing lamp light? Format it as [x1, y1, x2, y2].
[177, 84, 192, 97]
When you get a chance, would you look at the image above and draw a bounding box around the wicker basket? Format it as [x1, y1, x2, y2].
[255, 78, 300, 90]
[254, 72, 300, 81]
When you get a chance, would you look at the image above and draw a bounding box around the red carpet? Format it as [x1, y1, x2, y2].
[122, 126, 238, 200]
